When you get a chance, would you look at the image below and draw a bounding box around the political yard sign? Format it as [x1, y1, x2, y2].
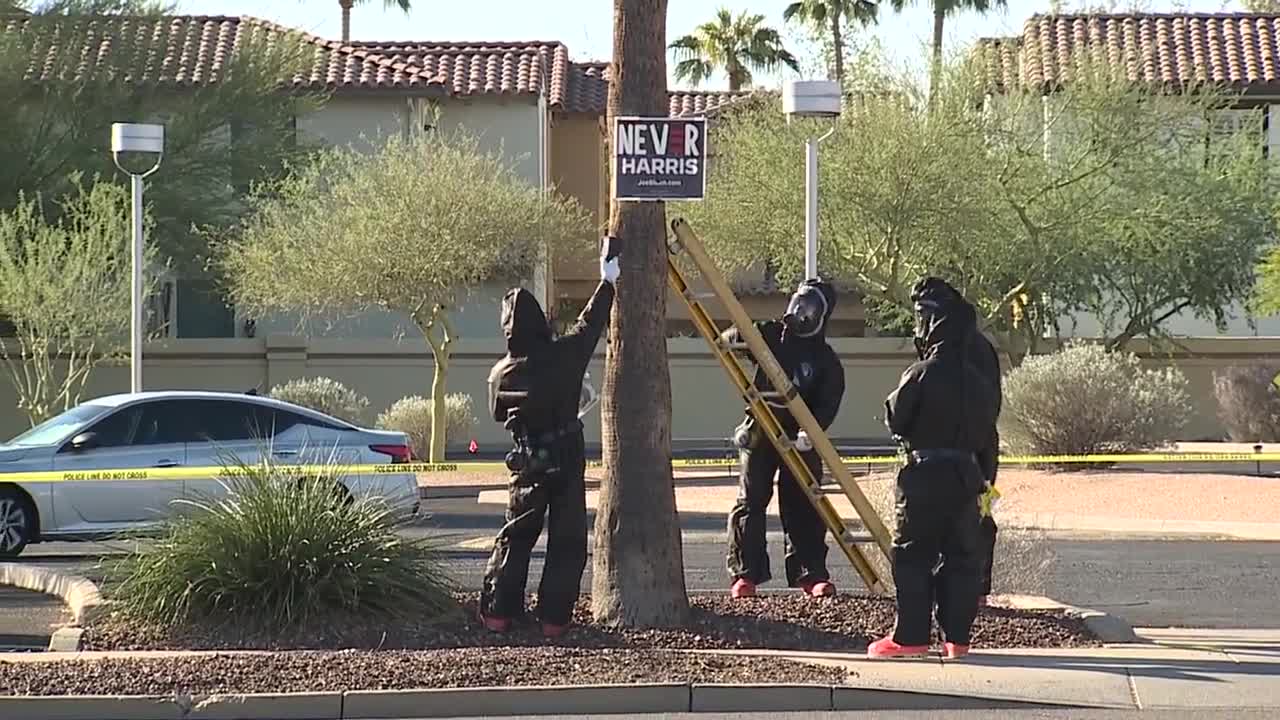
[612, 116, 707, 201]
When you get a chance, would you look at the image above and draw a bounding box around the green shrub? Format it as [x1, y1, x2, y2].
[1000, 342, 1191, 457]
[104, 457, 456, 631]
[268, 376, 370, 424]
[376, 394, 476, 452]
[1213, 365, 1280, 443]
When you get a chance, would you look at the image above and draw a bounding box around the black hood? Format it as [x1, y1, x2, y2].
[500, 288, 551, 355]
[912, 277, 976, 357]
[783, 278, 838, 339]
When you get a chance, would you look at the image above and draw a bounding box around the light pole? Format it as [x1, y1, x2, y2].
[109, 122, 164, 394]
[782, 80, 842, 279]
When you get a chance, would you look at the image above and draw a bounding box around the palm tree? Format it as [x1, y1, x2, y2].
[669, 8, 800, 91]
[331, 0, 412, 43]
[782, 0, 878, 87]
[889, 0, 1006, 85]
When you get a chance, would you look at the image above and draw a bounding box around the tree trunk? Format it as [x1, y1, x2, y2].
[340, 0, 354, 42]
[831, 13, 844, 87]
[422, 305, 454, 463]
[929, 7, 945, 96]
[592, 0, 690, 628]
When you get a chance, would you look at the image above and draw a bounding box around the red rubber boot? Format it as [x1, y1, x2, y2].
[943, 642, 970, 659]
[730, 578, 757, 598]
[800, 579, 835, 597]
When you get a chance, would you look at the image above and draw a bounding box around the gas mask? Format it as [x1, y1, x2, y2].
[912, 299, 940, 358]
[782, 285, 829, 338]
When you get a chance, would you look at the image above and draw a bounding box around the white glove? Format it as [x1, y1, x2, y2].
[795, 430, 813, 452]
[600, 237, 620, 284]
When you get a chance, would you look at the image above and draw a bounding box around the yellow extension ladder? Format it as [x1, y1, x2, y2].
[665, 216, 894, 594]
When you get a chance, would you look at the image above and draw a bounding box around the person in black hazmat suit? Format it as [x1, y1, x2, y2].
[910, 277, 1003, 603]
[478, 239, 619, 638]
[722, 278, 846, 599]
[869, 285, 999, 660]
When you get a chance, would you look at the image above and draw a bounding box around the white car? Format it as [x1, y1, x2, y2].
[0, 390, 421, 557]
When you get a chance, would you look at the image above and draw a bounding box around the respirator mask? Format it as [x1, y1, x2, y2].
[782, 285, 829, 338]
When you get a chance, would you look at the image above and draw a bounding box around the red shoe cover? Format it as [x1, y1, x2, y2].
[479, 611, 510, 633]
[867, 636, 930, 659]
[541, 622, 568, 639]
[801, 580, 835, 597]
[730, 579, 757, 598]
[944, 642, 970, 659]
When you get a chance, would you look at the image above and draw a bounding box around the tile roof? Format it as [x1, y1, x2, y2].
[559, 61, 755, 116]
[2, 14, 443, 91]
[2, 12, 755, 111]
[348, 40, 573, 102]
[979, 13, 1280, 92]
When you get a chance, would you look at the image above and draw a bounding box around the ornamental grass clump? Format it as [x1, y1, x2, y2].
[106, 455, 457, 633]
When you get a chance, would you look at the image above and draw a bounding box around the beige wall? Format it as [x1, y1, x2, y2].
[2, 336, 1268, 452]
[550, 112, 607, 285]
[260, 96, 543, 340]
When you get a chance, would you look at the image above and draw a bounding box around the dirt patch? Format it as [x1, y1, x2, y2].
[80, 591, 1098, 654]
[989, 469, 1280, 524]
[0, 647, 846, 696]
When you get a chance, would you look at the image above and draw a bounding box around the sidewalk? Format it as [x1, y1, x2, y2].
[689, 627, 1280, 711]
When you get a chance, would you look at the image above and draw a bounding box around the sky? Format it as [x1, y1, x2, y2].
[179, 0, 1247, 90]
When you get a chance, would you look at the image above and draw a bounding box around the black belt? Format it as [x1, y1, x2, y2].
[907, 448, 978, 466]
[524, 419, 584, 445]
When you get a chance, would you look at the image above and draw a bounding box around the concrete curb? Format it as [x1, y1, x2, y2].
[0, 563, 103, 626]
[991, 594, 1141, 644]
[0, 682, 1096, 719]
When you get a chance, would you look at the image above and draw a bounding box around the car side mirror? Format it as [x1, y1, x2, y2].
[69, 431, 99, 451]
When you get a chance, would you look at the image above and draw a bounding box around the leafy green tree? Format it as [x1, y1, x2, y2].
[0, 180, 156, 425]
[220, 131, 592, 462]
[0, 3, 321, 335]
[669, 7, 799, 91]
[782, 0, 877, 86]
[678, 54, 1276, 356]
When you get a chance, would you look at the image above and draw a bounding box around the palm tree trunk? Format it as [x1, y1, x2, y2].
[592, 0, 690, 628]
[727, 64, 743, 92]
[340, 0, 354, 42]
[930, 6, 945, 86]
[831, 13, 845, 86]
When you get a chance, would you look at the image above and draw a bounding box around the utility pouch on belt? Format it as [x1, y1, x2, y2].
[732, 416, 760, 450]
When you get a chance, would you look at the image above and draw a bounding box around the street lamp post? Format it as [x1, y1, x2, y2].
[782, 80, 842, 279]
[110, 123, 164, 394]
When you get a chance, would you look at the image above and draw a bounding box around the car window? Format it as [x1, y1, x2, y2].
[187, 400, 261, 443]
[132, 401, 192, 445]
[85, 407, 143, 448]
[4, 404, 111, 446]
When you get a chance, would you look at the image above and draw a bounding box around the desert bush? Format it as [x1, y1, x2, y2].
[998, 342, 1190, 457]
[268, 376, 370, 424]
[105, 456, 456, 631]
[1213, 365, 1280, 443]
[377, 393, 476, 454]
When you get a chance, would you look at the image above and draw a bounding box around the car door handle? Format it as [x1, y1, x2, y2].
[153, 460, 180, 468]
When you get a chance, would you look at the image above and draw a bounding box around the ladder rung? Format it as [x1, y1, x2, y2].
[839, 530, 874, 544]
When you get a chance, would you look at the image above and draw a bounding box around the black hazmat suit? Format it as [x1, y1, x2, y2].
[884, 292, 999, 647]
[723, 279, 846, 587]
[910, 277, 1003, 596]
[479, 280, 614, 627]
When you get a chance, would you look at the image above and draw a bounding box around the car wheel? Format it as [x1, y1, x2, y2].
[0, 489, 36, 558]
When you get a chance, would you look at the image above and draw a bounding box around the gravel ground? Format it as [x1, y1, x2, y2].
[82, 591, 1098, 653]
[0, 647, 847, 696]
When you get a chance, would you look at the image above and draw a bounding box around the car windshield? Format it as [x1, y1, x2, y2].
[3, 404, 112, 446]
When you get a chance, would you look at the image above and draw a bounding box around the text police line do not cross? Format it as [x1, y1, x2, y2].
[612, 116, 707, 202]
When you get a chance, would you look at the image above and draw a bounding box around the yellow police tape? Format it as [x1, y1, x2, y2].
[0, 451, 1275, 484]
